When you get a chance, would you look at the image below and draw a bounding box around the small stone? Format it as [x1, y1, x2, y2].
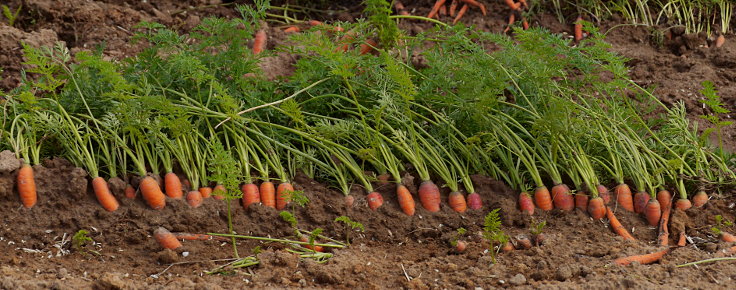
[56, 268, 68, 279]
[474, 287, 483, 290]
[556, 266, 573, 281]
[509, 274, 527, 286]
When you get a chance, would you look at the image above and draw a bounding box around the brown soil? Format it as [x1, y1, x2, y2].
[2, 0, 736, 288]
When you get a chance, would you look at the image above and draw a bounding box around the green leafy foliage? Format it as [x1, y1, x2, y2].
[483, 209, 508, 263]
[280, 211, 298, 229]
[1, 4, 21, 27]
[711, 214, 734, 235]
[364, 0, 399, 47]
[72, 230, 98, 255]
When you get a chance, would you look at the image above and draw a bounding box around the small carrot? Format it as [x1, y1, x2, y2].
[677, 232, 686, 246]
[253, 29, 267, 55]
[376, 173, 391, 185]
[449, 0, 458, 16]
[92, 177, 119, 212]
[359, 39, 378, 55]
[182, 179, 191, 191]
[448, 191, 467, 213]
[674, 198, 692, 210]
[276, 182, 294, 210]
[551, 183, 574, 211]
[606, 207, 636, 241]
[260, 181, 276, 208]
[614, 248, 668, 266]
[504, 13, 515, 34]
[615, 183, 634, 212]
[241, 183, 260, 208]
[658, 203, 671, 246]
[522, 18, 529, 30]
[721, 232, 736, 243]
[164, 172, 183, 199]
[518, 192, 534, 215]
[534, 186, 553, 211]
[692, 191, 708, 208]
[574, 16, 584, 42]
[501, 241, 514, 252]
[575, 192, 589, 211]
[397, 184, 415, 215]
[645, 199, 662, 227]
[427, 0, 447, 19]
[213, 184, 226, 200]
[633, 191, 650, 214]
[597, 185, 610, 204]
[452, 4, 469, 25]
[186, 190, 203, 208]
[516, 237, 532, 249]
[283, 26, 300, 33]
[418, 180, 441, 212]
[466, 192, 482, 210]
[715, 34, 726, 48]
[336, 30, 356, 53]
[140, 176, 166, 210]
[17, 164, 37, 208]
[154, 227, 182, 250]
[367, 191, 384, 210]
[657, 189, 672, 212]
[455, 240, 467, 253]
[299, 235, 324, 252]
[124, 184, 136, 199]
[460, 0, 487, 16]
[587, 197, 605, 220]
[199, 186, 213, 199]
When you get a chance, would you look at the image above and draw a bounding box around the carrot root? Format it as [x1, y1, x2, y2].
[260, 181, 276, 208]
[587, 197, 605, 220]
[633, 191, 650, 214]
[606, 207, 636, 241]
[692, 191, 708, 208]
[614, 248, 668, 266]
[418, 180, 441, 212]
[241, 183, 260, 208]
[397, 184, 416, 215]
[518, 192, 534, 215]
[644, 199, 662, 227]
[164, 172, 183, 199]
[575, 193, 589, 211]
[92, 177, 120, 212]
[186, 190, 203, 208]
[17, 164, 37, 208]
[534, 186, 553, 211]
[448, 191, 467, 213]
[140, 176, 166, 210]
[615, 184, 634, 212]
[674, 198, 692, 211]
[466, 192, 482, 210]
[367, 191, 384, 210]
[276, 182, 294, 210]
[551, 183, 574, 211]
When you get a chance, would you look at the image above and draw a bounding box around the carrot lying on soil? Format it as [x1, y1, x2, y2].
[692, 191, 708, 208]
[253, 30, 267, 55]
[186, 190, 203, 208]
[92, 177, 119, 212]
[367, 191, 384, 210]
[124, 184, 136, 199]
[359, 39, 378, 55]
[658, 204, 671, 246]
[154, 227, 182, 250]
[299, 235, 324, 252]
[397, 184, 415, 215]
[241, 183, 260, 208]
[721, 232, 736, 243]
[534, 186, 553, 211]
[516, 237, 532, 249]
[276, 182, 294, 210]
[606, 207, 636, 241]
[418, 180, 441, 212]
[283, 26, 300, 33]
[615, 184, 634, 211]
[455, 240, 467, 253]
[140, 176, 166, 210]
[17, 164, 37, 208]
[260, 181, 276, 208]
[645, 199, 662, 227]
[614, 248, 668, 266]
[587, 197, 606, 220]
[164, 172, 183, 199]
[502, 241, 515, 252]
[199, 186, 212, 199]
[518, 192, 534, 215]
[466, 192, 482, 210]
[427, 0, 447, 19]
[633, 191, 650, 213]
[448, 191, 467, 213]
[551, 183, 574, 211]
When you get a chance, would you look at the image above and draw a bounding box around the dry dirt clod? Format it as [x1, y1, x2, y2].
[0, 151, 20, 173]
[509, 273, 527, 286]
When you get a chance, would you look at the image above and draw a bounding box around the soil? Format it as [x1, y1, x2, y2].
[2, 0, 736, 289]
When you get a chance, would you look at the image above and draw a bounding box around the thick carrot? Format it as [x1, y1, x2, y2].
[614, 249, 668, 266]
[615, 184, 634, 211]
[367, 191, 384, 210]
[213, 184, 226, 200]
[574, 16, 584, 42]
[715, 34, 726, 48]
[551, 183, 574, 211]
[721, 232, 736, 243]
[140, 176, 166, 210]
[283, 26, 300, 33]
[397, 184, 415, 216]
[276, 182, 294, 210]
[534, 186, 553, 211]
[260, 181, 276, 208]
[448, 191, 467, 213]
[164, 172, 183, 199]
[518, 192, 534, 215]
[124, 184, 136, 199]
[606, 207, 636, 241]
[359, 39, 378, 55]
[657, 190, 672, 212]
[418, 180, 441, 212]
[186, 190, 203, 208]
[633, 191, 650, 214]
[597, 185, 611, 204]
[452, 4, 469, 25]
[674, 198, 692, 210]
[154, 227, 182, 250]
[253, 30, 267, 55]
[467, 192, 482, 210]
[241, 183, 260, 208]
[644, 199, 662, 227]
[460, 0, 487, 16]
[692, 191, 708, 208]
[199, 186, 213, 199]
[575, 192, 589, 211]
[17, 164, 37, 208]
[658, 203, 671, 246]
[587, 197, 605, 220]
[427, 0, 447, 19]
[92, 177, 119, 212]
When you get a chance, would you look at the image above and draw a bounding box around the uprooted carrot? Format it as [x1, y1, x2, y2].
[359, 39, 378, 55]
[283, 26, 300, 33]
[418, 180, 441, 212]
[720, 232, 736, 243]
[186, 190, 203, 208]
[597, 185, 611, 204]
[453, 4, 469, 25]
[299, 235, 324, 252]
[253, 29, 267, 55]
[397, 184, 415, 215]
[606, 207, 636, 241]
[17, 164, 37, 208]
[449, 0, 458, 16]
[164, 172, 183, 199]
[574, 16, 584, 42]
[154, 227, 182, 250]
[140, 176, 166, 210]
[614, 248, 669, 266]
[92, 177, 119, 212]
[455, 240, 467, 253]
[367, 191, 384, 210]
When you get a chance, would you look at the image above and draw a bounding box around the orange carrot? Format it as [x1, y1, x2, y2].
[448, 191, 467, 213]
[692, 191, 708, 207]
[164, 172, 183, 199]
[674, 198, 692, 210]
[551, 183, 574, 211]
[518, 192, 534, 215]
[17, 164, 37, 208]
[645, 199, 662, 227]
[253, 30, 267, 55]
[241, 183, 260, 208]
[276, 182, 294, 210]
[336, 30, 356, 53]
[299, 235, 324, 252]
[439, 3, 447, 16]
[453, 4, 469, 24]
[587, 197, 605, 220]
[677, 232, 686, 246]
[260, 181, 276, 208]
[449, 0, 458, 17]
[283, 26, 300, 33]
[721, 232, 736, 243]
[516, 237, 532, 249]
[504, 13, 515, 34]
[467, 192, 482, 210]
[345, 195, 355, 207]
[614, 249, 668, 265]
[575, 192, 588, 211]
[376, 173, 391, 185]
[186, 190, 203, 208]
[574, 16, 584, 42]
[140, 176, 166, 210]
[658, 203, 671, 246]
[534, 186, 553, 211]
[154, 227, 182, 250]
[455, 240, 467, 253]
[715, 34, 726, 48]
[359, 39, 378, 55]
[657, 189, 672, 212]
[367, 191, 384, 210]
[92, 177, 119, 212]
[607, 207, 636, 241]
[615, 184, 634, 211]
[522, 18, 529, 30]
[124, 184, 136, 199]
[502, 241, 514, 252]
[418, 180, 441, 212]
[427, 0, 447, 19]
[199, 186, 212, 199]
[397, 184, 415, 216]
[633, 191, 650, 214]
[460, 0, 487, 16]
[597, 184, 611, 204]
[212, 184, 226, 200]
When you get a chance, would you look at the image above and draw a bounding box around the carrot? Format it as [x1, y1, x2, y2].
[460, 0, 487, 16]
[615, 184, 634, 211]
[92, 177, 119, 212]
[522, 18, 529, 30]
[439, 3, 447, 16]
[124, 184, 136, 199]
[504, 0, 521, 10]
[502, 241, 514, 252]
[299, 235, 324, 252]
[253, 29, 267, 55]
[674, 198, 692, 210]
[140, 176, 166, 210]
[721, 232, 736, 243]
[518, 192, 534, 215]
[418, 180, 441, 212]
[199, 186, 212, 199]
[452, 4, 469, 25]
[344, 195, 355, 208]
[455, 240, 467, 253]
[17, 164, 37, 208]
[154, 227, 182, 250]
[644, 199, 662, 227]
[657, 189, 672, 212]
[575, 192, 589, 211]
[614, 248, 668, 266]
[260, 181, 276, 208]
[376, 173, 391, 185]
[658, 203, 671, 246]
[677, 232, 686, 246]
[164, 172, 183, 199]
[449, 0, 458, 16]
[427, 0, 447, 19]
[516, 237, 532, 249]
[308, 20, 323, 26]
[633, 191, 650, 214]
[574, 16, 584, 42]
[241, 183, 260, 208]
[504, 13, 515, 33]
[276, 182, 294, 210]
[283, 26, 300, 33]
[336, 30, 356, 53]
[597, 185, 611, 204]
[551, 183, 574, 211]
[186, 190, 203, 208]
[359, 39, 378, 55]
[397, 184, 415, 215]
[182, 179, 191, 191]
[587, 197, 605, 220]
[715, 34, 726, 48]
[467, 192, 482, 210]
[692, 191, 708, 208]
[367, 191, 384, 210]
[534, 186, 553, 211]
[448, 191, 467, 213]
[607, 207, 636, 241]
[212, 184, 226, 200]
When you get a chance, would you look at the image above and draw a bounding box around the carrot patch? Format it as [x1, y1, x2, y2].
[614, 248, 668, 266]
[17, 164, 37, 208]
[92, 177, 119, 212]
[154, 227, 182, 250]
